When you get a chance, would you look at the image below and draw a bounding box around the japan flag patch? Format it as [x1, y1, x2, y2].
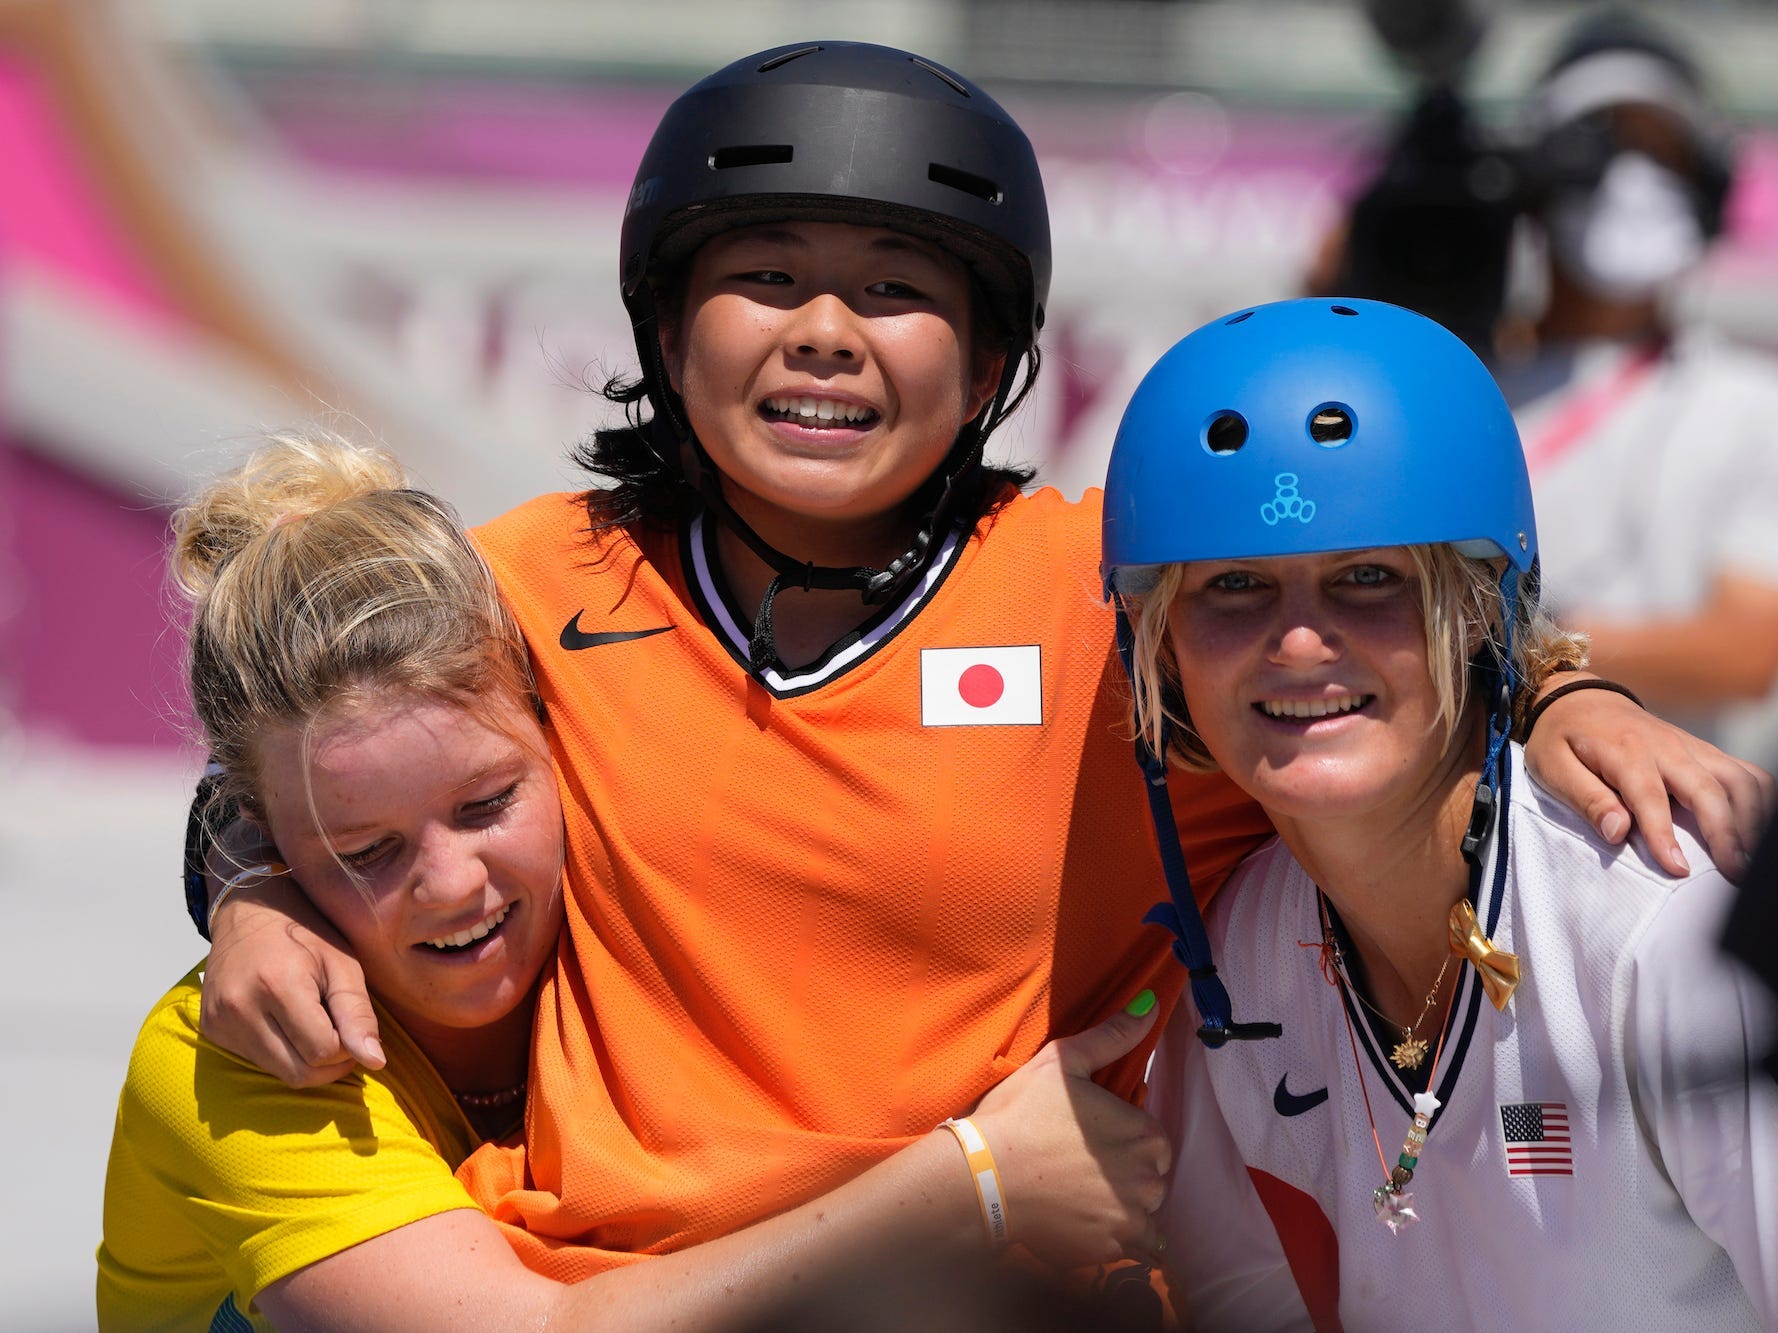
[920, 646, 1043, 727]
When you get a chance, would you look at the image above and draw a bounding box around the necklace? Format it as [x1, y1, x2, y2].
[1325, 933, 1454, 1072]
[1314, 898, 1464, 1236]
[451, 1078, 527, 1111]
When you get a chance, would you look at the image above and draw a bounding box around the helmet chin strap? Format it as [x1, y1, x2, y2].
[1110, 592, 1284, 1050]
[652, 344, 1019, 674]
[1462, 562, 1533, 865]
[682, 422, 990, 673]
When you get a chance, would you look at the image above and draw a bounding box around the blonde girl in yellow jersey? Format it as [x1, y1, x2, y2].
[97, 433, 1174, 1330]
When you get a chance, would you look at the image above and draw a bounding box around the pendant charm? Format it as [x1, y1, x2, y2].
[1390, 1036, 1429, 1070]
[1372, 1183, 1420, 1234]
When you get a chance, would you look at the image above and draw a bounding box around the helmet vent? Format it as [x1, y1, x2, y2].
[1205, 411, 1249, 455]
[1330, 304, 1359, 316]
[756, 46, 822, 73]
[712, 144, 795, 171]
[1309, 405, 1354, 446]
[1224, 311, 1255, 325]
[910, 57, 971, 97]
[929, 162, 1004, 205]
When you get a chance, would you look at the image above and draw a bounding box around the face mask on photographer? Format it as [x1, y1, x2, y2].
[1542, 149, 1706, 304]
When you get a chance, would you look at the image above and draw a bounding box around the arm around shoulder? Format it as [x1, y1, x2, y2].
[260, 1127, 982, 1332]
[268, 1003, 1177, 1329]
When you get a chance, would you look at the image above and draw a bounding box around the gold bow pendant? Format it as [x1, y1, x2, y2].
[1448, 900, 1520, 1011]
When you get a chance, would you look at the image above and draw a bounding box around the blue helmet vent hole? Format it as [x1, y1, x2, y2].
[1224, 310, 1255, 325]
[1205, 411, 1248, 454]
[1308, 404, 1354, 446]
[1330, 304, 1358, 316]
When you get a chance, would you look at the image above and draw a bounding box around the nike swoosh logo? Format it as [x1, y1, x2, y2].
[1273, 1074, 1330, 1117]
[559, 612, 674, 651]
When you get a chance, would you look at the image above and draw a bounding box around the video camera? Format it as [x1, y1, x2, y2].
[1334, 0, 1519, 353]
[1334, 1, 1732, 356]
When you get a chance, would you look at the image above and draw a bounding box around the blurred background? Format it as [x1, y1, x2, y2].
[6, 0, 1778, 1325]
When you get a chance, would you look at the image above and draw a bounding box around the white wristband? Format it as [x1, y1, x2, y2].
[206, 861, 291, 937]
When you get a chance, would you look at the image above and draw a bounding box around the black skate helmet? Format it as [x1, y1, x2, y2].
[621, 39, 1050, 421]
[616, 42, 1052, 669]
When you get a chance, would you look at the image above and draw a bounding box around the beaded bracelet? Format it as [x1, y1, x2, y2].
[939, 1116, 1009, 1247]
[1524, 678, 1646, 738]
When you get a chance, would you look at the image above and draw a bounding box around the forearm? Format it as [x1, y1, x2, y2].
[268, 1004, 1165, 1327]
[1580, 618, 1778, 708]
[552, 1128, 980, 1326]
[266, 1132, 982, 1331]
[563, 993, 1168, 1324]
[1573, 572, 1778, 709]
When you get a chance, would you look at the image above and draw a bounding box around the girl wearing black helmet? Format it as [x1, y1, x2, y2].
[1105, 300, 1776, 1329]
[196, 40, 1768, 1301]
[589, 38, 1049, 672]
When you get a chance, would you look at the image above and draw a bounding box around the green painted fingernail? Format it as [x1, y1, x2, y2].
[1125, 989, 1157, 1017]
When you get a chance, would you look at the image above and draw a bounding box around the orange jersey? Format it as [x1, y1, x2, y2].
[461, 486, 1272, 1279]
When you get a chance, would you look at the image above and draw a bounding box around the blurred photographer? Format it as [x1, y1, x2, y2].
[1316, 0, 1519, 352]
[1323, 5, 1778, 763]
[1498, 7, 1778, 764]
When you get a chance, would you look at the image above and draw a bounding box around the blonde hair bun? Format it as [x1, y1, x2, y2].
[171, 431, 409, 599]
[172, 430, 534, 810]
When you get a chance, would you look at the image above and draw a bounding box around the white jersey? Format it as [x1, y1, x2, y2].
[1499, 331, 1778, 763]
[1152, 744, 1778, 1332]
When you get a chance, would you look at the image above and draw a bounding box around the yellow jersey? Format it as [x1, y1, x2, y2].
[97, 965, 486, 1330]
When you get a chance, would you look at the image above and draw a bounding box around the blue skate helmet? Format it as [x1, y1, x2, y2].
[1101, 298, 1536, 1048]
[1102, 298, 1533, 579]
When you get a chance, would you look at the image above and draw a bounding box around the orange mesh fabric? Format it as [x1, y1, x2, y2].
[459, 488, 1272, 1278]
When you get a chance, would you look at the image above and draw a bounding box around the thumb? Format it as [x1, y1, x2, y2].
[1053, 990, 1161, 1078]
[320, 963, 385, 1070]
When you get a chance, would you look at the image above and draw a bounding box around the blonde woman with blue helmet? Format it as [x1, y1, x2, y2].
[1103, 299, 1778, 1330]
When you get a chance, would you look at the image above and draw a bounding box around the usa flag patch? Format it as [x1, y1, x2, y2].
[1501, 1101, 1573, 1177]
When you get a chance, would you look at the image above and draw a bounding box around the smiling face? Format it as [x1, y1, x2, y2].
[253, 689, 564, 1048]
[1165, 548, 1473, 825]
[660, 219, 1002, 551]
